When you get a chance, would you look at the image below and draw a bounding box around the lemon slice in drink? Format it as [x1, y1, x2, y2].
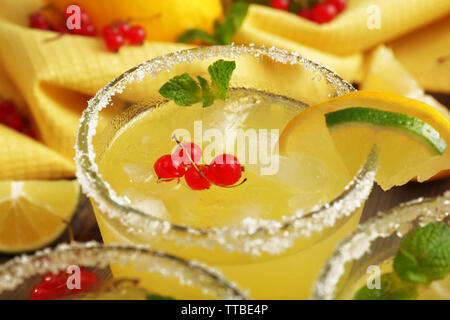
[280, 91, 450, 190]
[0, 180, 81, 254]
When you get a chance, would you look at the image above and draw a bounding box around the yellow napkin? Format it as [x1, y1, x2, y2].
[241, 0, 450, 55]
[0, 0, 193, 180]
[389, 14, 450, 94]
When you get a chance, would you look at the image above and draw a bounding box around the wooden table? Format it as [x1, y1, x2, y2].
[0, 94, 449, 264]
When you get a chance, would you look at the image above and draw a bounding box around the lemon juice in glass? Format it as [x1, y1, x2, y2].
[75, 45, 377, 299]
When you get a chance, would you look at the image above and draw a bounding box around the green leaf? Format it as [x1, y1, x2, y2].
[353, 273, 418, 300]
[176, 29, 219, 45]
[159, 73, 202, 106]
[146, 294, 175, 300]
[394, 222, 450, 283]
[197, 76, 215, 108]
[208, 60, 236, 100]
[215, 2, 249, 45]
[159, 60, 236, 108]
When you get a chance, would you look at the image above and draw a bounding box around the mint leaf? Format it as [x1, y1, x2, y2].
[177, 2, 249, 45]
[146, 294, 175, 300]
[177, 29, 219, 45]
[208, 60, 236, 100]
[159, 73, 202, 106]
[197, 76, 215, 108]
[215, 2, 249, 45]
[353, 273, 418, 300]
[159, 60, 236, 108]
[394, 222, 450, 283]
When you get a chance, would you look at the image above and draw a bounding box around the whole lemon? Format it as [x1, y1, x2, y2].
[48, 0, 223, 42]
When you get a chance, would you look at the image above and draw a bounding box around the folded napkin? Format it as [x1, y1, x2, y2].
[241, 0, 450, 55]
[389, 14, 450, 94]
[0, 0, 194, 180]
[0, 0, 448, 180]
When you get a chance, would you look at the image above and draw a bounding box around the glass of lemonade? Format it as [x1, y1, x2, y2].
[75, 45, 377, 299]
[0, 242, 246, 300]
[312, 191, 450, 300]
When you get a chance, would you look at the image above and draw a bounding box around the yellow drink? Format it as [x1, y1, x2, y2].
[75, 46, 369, 300]
[94, 89, 363, 299]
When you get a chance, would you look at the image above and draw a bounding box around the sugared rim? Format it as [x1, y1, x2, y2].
[0, 241, 247, 300]
[311, 191, 450, 300]
[74, 44, 373, 256]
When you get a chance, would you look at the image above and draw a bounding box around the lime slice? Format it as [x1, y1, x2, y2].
[325, 107, 447, 155]
[0, 180, 81, 254]
[279, 91, 450, 190]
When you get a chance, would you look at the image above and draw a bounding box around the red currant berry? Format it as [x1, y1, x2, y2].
[154, 154, 185, 180]
[327, 0, 347, 13]
[117, 21, 132, 37]
[73, 23, 95, 36]
[4, 112, 25, 131]
[312, 2, 338, 24]
[56, 25, 69, 34]
[102, 25, 118, 38]
[127, 26, 146, 45]
[29, 13, 50, 30]
[269, 0, 290, 11]
[185, 165, 211, 190]
[0, 100, 16, 123]
[104, 33, 125, 52]
[29, 267, 99, 300]
[72, 269, 100, 293]
[298, 7, 314, 20]
[65, 4, 90, 22]
[40, 271, 68, 288]
[173, 142, 202, 166]
[207, 154, 242, 187]
[30, 283, 66, 300]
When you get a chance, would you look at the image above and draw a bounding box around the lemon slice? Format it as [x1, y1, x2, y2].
[0, 180, 81, 254]
[280, 91, 450, 190]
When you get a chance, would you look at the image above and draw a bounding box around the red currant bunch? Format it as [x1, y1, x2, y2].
[29, 13, 51, 30]
[0, 100, 36, 140]
[269, 0, 290, 11]
[64, 4, 96, 36]
[29, 4, 96, 37]
[102, 21, 147, 52]
[29, 267, 99, 300]
[154, 141, 245, 191]
[298, 0, 348, 24]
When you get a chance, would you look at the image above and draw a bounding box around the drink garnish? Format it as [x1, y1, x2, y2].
[159, 59, 236, 108]
[177, 2, 249, 45]
[353, 222, 450, 300]
[325, 107, 447, 155]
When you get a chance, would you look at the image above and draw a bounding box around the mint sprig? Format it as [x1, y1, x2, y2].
[177, 2, 249, 45]
[354, 222, 450, 300]
[394, 222, 450, 283]
[159, 60, 236, 108]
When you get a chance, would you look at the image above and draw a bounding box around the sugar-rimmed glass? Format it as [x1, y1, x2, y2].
[75, 45, 377, 299]
[0, 242, 246, 300]
[312, 191, 450, 300]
